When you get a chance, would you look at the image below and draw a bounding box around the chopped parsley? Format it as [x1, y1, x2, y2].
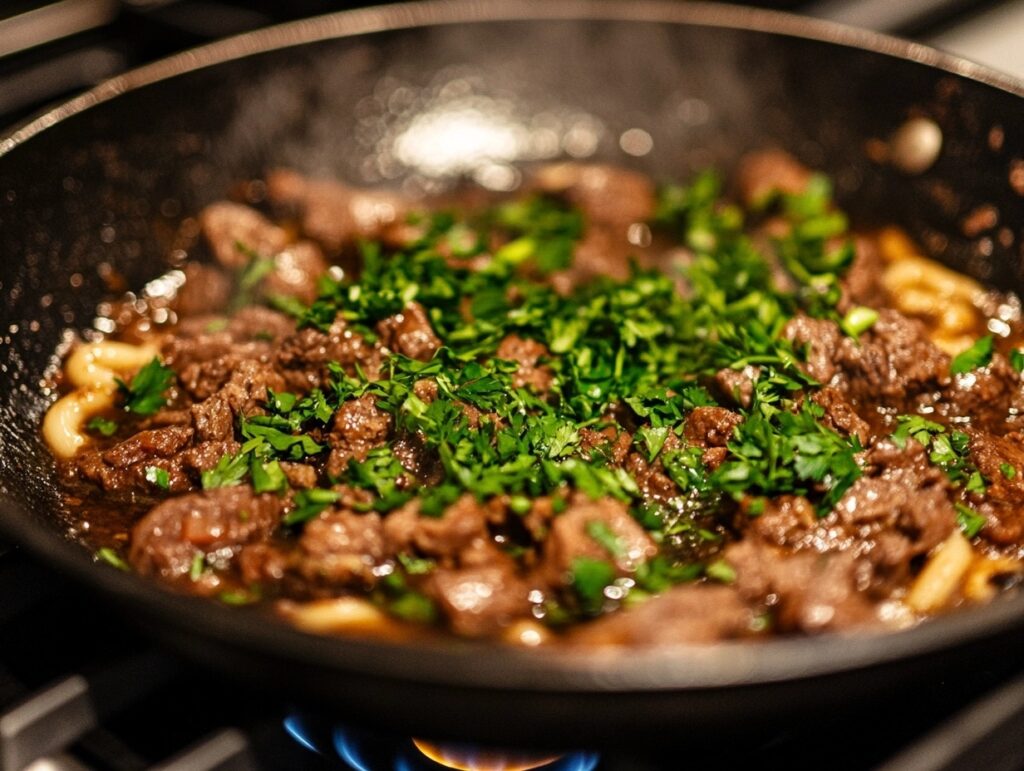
[891, 416, 986, 493]
[95, 547, 129, 571]
[570, 557, 617, 615]
[1011, 349, 1024, 373]
[841, 306, 879, 338]
[955, 503, 986, 538]
[116, 357, 175, 415]
[950, 335, 994, 375]
[283, 488, 340, 526]
[705, 559, 737, 584]
[144, 466, 170, 490]
[189, 552, 206, 582]
[86, 416, 118, 437]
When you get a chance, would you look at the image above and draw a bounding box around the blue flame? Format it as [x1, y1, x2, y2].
[334, 728, 373, 771]
[282, 715, 321, 754]
[566, 752, 600, 771]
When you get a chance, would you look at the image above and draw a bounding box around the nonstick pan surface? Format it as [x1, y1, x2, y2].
[1, 0, 1023, 747]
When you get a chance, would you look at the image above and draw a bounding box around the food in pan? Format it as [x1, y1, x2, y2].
[43, 151, 1024, 646]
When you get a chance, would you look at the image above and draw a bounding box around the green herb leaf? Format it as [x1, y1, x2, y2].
[95, 547, 129, 571]
[86, 416, 118, 437]
[570, 557, 616, 615]
[840, 306, 879, 338]
[950, 335, 994, 375]
[284, 488, 340, 526]
[1011, 349, 1024, 373]
[585, 520, 624, 558]
[201, 449, 252, 489]
[116, 358, 174, 415]
[250, 458, 288, 494]
[144, 465, 170, 490]
[189, 552, 205, 582]
[955, 503, 986, 538]
[705, 559, 737, 583]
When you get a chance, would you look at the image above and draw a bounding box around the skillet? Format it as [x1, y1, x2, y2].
[1, 0, 1023, 748]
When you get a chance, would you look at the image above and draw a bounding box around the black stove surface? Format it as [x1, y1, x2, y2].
[2, 2, 1024, 770]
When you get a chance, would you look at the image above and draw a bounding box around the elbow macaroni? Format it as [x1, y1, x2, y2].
[65, 341, 158, 389]
[43, 384, 117, 458]
[43, 340, 159, 458]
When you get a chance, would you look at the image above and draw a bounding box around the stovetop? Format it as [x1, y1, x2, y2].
[2, 2, 1024, 770]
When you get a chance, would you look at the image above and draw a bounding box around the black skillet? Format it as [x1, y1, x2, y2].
[1, 0, 1023, 749]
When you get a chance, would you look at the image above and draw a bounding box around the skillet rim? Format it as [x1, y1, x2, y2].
[1, 0, 1023, 694]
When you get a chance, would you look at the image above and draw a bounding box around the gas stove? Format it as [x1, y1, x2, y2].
[1, 3, 1024, 770]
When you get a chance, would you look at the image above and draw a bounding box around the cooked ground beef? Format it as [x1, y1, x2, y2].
[48, 153, 1024, 647]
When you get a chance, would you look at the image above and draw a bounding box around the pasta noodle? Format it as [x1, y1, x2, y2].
[963, 556, 1023, 603]
[43, 340, 157, 457]
[878, 227, 984, 355]
[65, 341, 159, 389]
[905, 531, 974, 613]
[279, 597, 393, 635]
[42, 384, 117, 458]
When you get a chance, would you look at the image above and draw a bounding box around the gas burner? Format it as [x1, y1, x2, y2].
[283, 714, 599, 771]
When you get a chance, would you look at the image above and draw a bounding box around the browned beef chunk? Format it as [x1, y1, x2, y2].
[165, 307, 294, 391]
[276, 320, 383, 392]
[748, 495, 817, 546]
[224, 306, 297, 341]
[326, 394, 392, 477]
[76, 426, 195, 493]
[265, 169, 409, 254]
[375, 302, 441, 361]
[199, 201, 288, 270]
[840, 235, 887, 308]
[175, 263, 233, 318]
[383, 495, 489, 563]
[812, 386, 870, 446]
[180, 440, 240, 474]
[191, 393, 234, 441]
[297, 510, 386, 585]
[496, 334, 553, 392]
[625, 451, 681, 501]
[568, 585, 752, 646]
[749, 440, 956, 589]
[238, 543, 287, 585]
[426, 564, 532, 637]
[713, 365, 760, 408]
[390, 432, 444, 486]
[941, 355, 1019, 432]
[836, 439, 956, 581]
[578, 426, 633, 466]
[209, 360, 285, 418]
[783, 310, 949, 413]
[734, 149, 811, 207]
[532, 163, 655, 227]
[280, 462, 318, 489]
[533, 163, 655, 288]
[540, 495, 657, 585]
[101, 426, 194, 467]
[727, 539, 878, 633]
[130, 486, 282, 589]
[260, 241, 328, 305]
[968, 429, 1024, 545]
[683, 406, 742, 448]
